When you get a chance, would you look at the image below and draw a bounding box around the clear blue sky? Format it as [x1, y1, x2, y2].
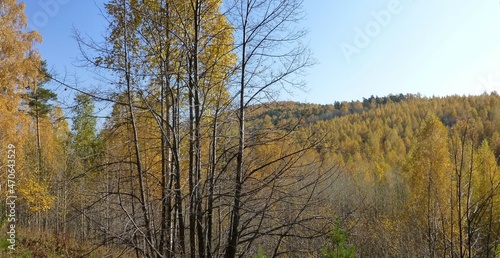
[23, 0, 500, 105]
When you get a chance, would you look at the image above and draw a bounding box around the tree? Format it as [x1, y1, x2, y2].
[0, 0, 44, 226]
[472, 140, 500, 257]
[66, 92, 101, 241]
[224, 0, 314, 255]
[25, 60, 57, 179]
[0, 0, 42, 165]
[404, 114, 452, 257]
[321, 218, 356, 258]
[73, 0, 330, 256]
[449, 119, 500, 257]
[71, 93, 98, 158]
[84, 0, 236, 256]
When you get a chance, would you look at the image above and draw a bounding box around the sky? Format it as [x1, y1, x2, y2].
[22, 0, 500, 105]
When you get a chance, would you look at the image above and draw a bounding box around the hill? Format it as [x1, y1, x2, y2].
[264, 92, 500, 257]
[251, 93, 500, 161]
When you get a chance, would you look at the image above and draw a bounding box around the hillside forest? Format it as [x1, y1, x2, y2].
[1, 0, 500, 257]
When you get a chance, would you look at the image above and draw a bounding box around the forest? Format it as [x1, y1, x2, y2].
[1, 0, 500, 257]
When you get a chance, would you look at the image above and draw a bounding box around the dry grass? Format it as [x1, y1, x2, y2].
[0, 226, 136, 258]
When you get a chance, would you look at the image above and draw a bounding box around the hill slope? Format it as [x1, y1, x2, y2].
[266, 93, 500, 257]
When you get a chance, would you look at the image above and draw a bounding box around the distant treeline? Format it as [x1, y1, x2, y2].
[250, 93, 419, 125]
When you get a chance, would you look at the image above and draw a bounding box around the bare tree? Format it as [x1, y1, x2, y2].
[223, 0, 320, 256]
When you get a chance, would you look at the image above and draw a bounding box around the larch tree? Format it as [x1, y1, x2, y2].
[449, 118, 500, 257]
[404, 114, 452, 257]
[471, 140, 500, 257]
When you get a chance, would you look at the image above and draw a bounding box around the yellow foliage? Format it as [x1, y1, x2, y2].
[0, 0, 43, 205]
[18, 178, 55, 212]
